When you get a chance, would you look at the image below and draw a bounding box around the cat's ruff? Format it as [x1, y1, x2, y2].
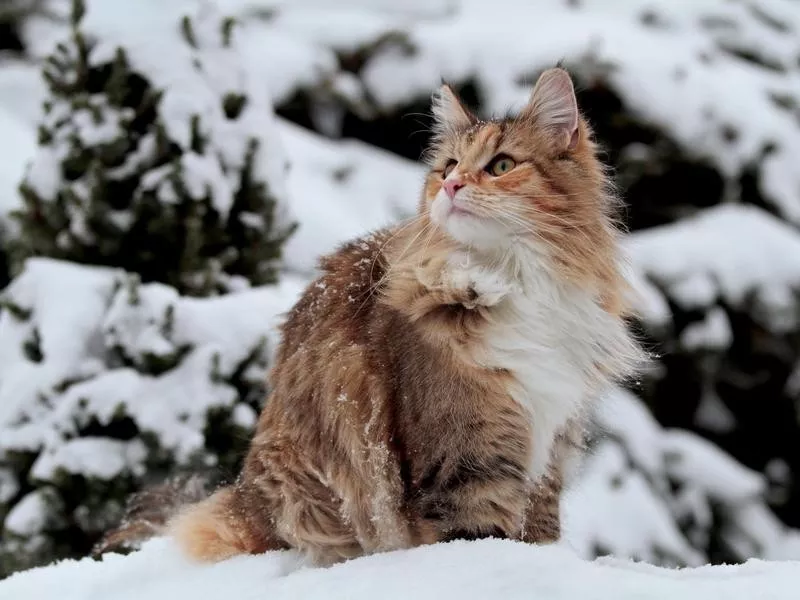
[445, 242, 639, 482]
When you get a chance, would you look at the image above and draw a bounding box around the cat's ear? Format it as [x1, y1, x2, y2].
[431, 83, 477, 135]
[521, 68, 580, 151]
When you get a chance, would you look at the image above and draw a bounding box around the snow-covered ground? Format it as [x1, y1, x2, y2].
[2, 536, 800, 600]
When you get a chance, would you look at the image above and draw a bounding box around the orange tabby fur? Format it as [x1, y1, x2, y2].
[99, 68, 642, 566]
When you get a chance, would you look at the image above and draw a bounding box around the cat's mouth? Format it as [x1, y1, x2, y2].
[447, 198, 477, 218]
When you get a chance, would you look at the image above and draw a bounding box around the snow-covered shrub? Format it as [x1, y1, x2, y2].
[565, 387, 800, 567]
[559, 203, 800, 566]
[5, 0, 295, 297]
[565, 203, 800, 566]
[0, 258, 303, 576]
[625, 205, 800, 533]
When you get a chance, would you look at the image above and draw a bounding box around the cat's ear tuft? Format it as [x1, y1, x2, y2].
[521, 68, 580, 151]
[431, 84, 477, 135]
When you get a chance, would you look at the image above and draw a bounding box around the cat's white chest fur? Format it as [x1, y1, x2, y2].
[447, 249, 636, 483]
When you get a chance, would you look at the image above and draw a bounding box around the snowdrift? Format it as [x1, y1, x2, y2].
[2, 537, 800, 600]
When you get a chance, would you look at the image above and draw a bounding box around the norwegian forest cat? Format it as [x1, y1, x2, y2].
[100, 67, 643, 565]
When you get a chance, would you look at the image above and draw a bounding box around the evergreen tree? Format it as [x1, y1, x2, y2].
[5, 0, 295, 297]
[0, 258, 300, 577]
[0, 0, 299, 577]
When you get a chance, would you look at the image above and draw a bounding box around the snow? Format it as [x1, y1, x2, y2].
[0, 258, 305, 475]
[563, 387, 800, 566]
[694, 391, 737, 434]
[0, 259, 120, 433]
[0, 58, 46, 126]
[14, 1, 800, 222]
[0, 468, 19, 505]
[225, 0, 800, 227]
[278, 119, 423, 274]
[565, 441, 705, 567]
[49, 351, 236, 463]
[597, 386, 663, 475]
[22, 147, 61, 205]
[30, 438, 148, 482]
[82, 1, 292, 224]
[0, 105, 36, 221]
[102, 274, 305, 374]
[237, 23, 339, 108]
[14, 0, 295, 263]
[4, 490, 50, 537]
[662, 431, 765, 504]
[357, 0, 800, 225]
[680, 306, 733, 352]
[627, 204, 800, 332]
[70, 100, 129, 147]
[565, 388, 703, 566]
[3, 536, 800, 600]
[17, 1, 800, 288]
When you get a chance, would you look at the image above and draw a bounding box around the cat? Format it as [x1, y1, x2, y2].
[98, 67, 644, 566]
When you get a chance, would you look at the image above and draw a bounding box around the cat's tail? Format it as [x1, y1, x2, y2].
[94, 473, 212, 556]
[97, 476, 284, 562]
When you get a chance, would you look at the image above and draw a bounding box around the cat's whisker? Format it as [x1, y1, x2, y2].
[499, 202, 600, 232]
[466, 193, 600, 231]
[482, 207, 559, 249]
[366, 214, 426, 285]
[501, 198, 600, 228]
[488, 208, 599, 262]
[415, 220, 438, 271]
[354, 218, 435, 315]
[348, 217, 424, 310]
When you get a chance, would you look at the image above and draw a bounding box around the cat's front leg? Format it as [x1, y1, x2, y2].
[520, 469, 563, 545]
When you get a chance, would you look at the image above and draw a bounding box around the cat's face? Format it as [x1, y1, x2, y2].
[422, 69, 610, 254]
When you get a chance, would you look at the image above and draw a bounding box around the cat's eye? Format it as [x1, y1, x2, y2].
[487, 155, 516, 176]
[443, 160, 457, 179]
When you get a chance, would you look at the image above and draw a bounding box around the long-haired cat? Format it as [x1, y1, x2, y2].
[99, 67, 643, 565]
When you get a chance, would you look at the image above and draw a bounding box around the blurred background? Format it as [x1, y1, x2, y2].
[2, 0, 800, 578]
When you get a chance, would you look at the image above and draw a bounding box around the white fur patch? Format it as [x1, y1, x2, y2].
[454, 246, 641, 483]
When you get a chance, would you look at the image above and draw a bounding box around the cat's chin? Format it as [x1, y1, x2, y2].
[442, 216, 510, 250]
[431, 195, 509, 250]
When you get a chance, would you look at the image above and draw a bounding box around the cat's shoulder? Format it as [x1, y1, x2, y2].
[317, 227, 395, 284]
[280, 228, 397, 337]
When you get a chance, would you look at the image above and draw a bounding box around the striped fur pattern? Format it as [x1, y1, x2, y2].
[99, 68, 643, 566]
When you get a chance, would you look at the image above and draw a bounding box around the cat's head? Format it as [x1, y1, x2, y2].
[422, 68, 615, 255]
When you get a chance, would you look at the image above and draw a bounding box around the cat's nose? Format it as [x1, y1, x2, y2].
[443, 178, 465, 200]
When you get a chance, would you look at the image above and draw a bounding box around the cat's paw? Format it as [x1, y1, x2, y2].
[472, 269, 517, 308]
[444, 258, 515, 309]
